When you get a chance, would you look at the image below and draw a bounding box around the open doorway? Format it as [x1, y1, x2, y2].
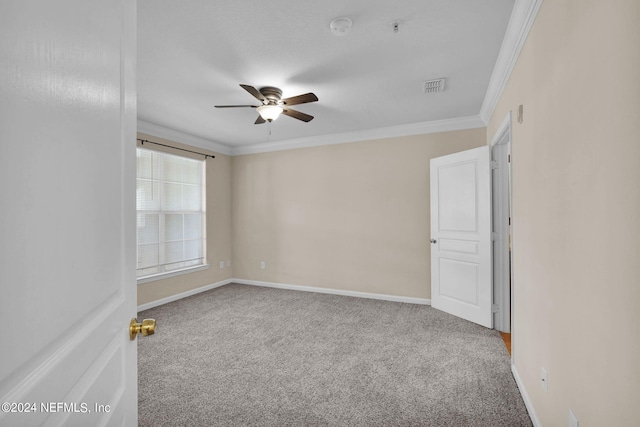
[491, 112, 513, 347]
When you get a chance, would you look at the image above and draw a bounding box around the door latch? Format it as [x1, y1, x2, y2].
[129, 318, 156, 341]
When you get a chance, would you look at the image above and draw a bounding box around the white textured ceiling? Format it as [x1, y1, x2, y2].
[138, 0, 515, 150]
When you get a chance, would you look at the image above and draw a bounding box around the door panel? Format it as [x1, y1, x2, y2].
[440, 258, 479, 305]
[438, 161, 478, 232]
[430, 146, 492, 328]
[0, 0, 137, 425]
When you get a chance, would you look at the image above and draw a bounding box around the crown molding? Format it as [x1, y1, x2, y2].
[137, 119, 233, 156]
[137, 116, 485, 157]
[230, 115, 485, 156]
[479, 0, 544, 124]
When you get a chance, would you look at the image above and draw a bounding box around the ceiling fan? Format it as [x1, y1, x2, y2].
[215, 84, 318, 124]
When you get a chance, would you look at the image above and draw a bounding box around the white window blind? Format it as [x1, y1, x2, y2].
[136, 147, 206, 278]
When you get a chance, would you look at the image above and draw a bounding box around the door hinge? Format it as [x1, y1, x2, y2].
[492, 304, 499, 313]
[490, 160, 498, 170]
[508, 154, 511, 163]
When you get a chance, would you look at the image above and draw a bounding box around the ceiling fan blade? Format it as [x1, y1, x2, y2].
[240, 84, 266, 102]
[214, 105, 258, 108]
[254, 115, 266, 125]
[282, 108, 314, 122]
[281, 92, 318, 106]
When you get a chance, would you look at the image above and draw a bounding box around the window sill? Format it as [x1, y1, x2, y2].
[137, 264, 210, 285]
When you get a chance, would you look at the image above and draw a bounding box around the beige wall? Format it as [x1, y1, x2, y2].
[487, 1, 640, 424]
[136, 133, 233, 306]
[232, 129, 485, 299]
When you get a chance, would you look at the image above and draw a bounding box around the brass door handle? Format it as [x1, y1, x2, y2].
[129, 318, 156, 341]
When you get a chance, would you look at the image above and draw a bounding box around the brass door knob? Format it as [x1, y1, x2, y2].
[129, 318, 156, 341]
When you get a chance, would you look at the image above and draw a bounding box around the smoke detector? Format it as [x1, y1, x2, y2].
[423, 78, 446, 93]
[330, 17, 352, 36]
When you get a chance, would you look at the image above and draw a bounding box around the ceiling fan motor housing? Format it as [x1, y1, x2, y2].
[260, 86, 283, 104]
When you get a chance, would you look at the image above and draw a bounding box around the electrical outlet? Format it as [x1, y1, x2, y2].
[219, 261, 224, 269]
[541, 367, 548, 393]
[260, 261, 266, 270]
[569, 409, 579, 427]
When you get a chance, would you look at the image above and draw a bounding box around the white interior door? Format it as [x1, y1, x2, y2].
[0, 0, 137, 425]
[430, 146, 492, 328]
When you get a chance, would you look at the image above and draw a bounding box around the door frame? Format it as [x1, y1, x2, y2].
[490, 112, 513, 336]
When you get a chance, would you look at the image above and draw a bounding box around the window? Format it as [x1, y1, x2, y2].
[136, 147, 206, 279]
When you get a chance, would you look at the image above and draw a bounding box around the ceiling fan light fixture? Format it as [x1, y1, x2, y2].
[257, 104, 283, 122]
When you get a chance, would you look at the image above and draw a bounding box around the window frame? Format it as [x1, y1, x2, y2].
[135, 147, 208, 283]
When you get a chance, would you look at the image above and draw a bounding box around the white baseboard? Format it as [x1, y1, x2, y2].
[138, 278, 431, 312]
[511, 363, 541, 427]
[232, 278, 431, 305]
[137, 278, 233, 312]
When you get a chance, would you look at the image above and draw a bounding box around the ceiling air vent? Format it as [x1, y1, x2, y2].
[423, 78, 446, 93]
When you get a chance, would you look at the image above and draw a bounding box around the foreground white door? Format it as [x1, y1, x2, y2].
[430, 146, 492, 328]
[0, 0, 137, 425]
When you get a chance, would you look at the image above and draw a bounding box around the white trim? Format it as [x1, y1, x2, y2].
[137, 278, 233, 312]
[479, 0, 544, 123]
[490, 111, 513, 333]
[491, 111, 513, 146]
[231, 115, 485, 155]
[137, 278, 430, 312]
[138, 116, 484, 157]
[233, 278, 431, 305]
[137, 119, 233, 156]
[137, 263, 210, 285]
[512, 363, 541, 427]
